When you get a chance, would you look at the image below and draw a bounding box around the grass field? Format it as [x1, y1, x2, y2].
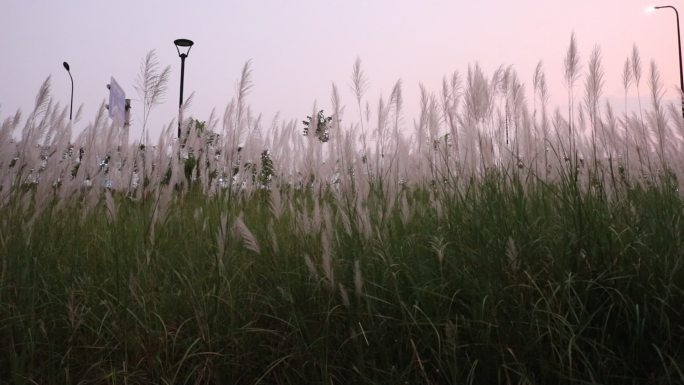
[1, 39, 683, 384]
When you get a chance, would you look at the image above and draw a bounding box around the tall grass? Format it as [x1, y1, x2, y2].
[0, 37, 683, 384]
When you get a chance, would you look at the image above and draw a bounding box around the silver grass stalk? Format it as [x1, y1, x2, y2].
[353, 260, 364, 299]
[267, 221, 279, 254]
[339, 206, 352, 236]
[465, 64, 492, 124]
[416, 83, 429, 163]
[19, 77, 51, 173]
[622, 58, 633, 166]
[603, 101, 621, 189]
[648, 61, 667, 168]
[269, 188, 284, 219]
[388, 80, 404, 185]
[234, 213, 261, 254]
[178, 91, 195, 140]
[533, 62, 543, 113]
[441, 72, 461, 156]
[235, 60, 253, 150]
[632, 45, 642, 87]
[564, 33, 581, 156]
[330, 82, 344, 163]
[104, 191, 118, 223]
[215, 212, 229, 260]
[304, 255, 318, 280]
[351, 58, 369, 153]
[622, 59, 632, 101]
[632, 45, 648, 154]
[506, 237, 519, 272]
[338, 283, 350, 308]
[584, 46, 604, 167]
[135, 50, 171, 138]
[321, 226, 334, 289]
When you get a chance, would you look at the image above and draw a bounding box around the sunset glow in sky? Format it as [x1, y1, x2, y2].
[0, 0, 678, 140]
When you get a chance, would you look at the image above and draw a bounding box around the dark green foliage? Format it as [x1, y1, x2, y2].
[184, 153, 197, 181]
[259, 150, 274, 187]
[0, 175, 682, 384]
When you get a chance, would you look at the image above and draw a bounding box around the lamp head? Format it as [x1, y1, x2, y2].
[174, 38, 193, 47]
[646, 5, 667, 12]
[63, 61, 70, 71]
[174, 38, 194, 57]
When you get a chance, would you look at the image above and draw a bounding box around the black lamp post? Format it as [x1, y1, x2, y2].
[174, 38, 194, 138]
[649, 5, 684, 118]
[63, 61, 73, 121]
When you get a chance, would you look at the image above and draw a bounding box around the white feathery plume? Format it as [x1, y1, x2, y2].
[353, 260, 364, 299]
[234, 212, 261, 254]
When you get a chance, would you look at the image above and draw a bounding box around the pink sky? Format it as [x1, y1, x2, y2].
[0, 0, 678, 140]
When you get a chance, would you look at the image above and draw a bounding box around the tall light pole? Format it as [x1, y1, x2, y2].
[63, 61, 73, 121]
[647, 5, 684, 118]
[174, 39, 194, 138]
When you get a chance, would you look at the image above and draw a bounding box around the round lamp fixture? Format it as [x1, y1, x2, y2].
[174, 38, 194, 48]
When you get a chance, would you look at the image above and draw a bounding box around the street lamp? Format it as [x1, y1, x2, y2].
[174, 38, 194, 138]
[647, 5, 684, 118]
[63, 61, 73, 121]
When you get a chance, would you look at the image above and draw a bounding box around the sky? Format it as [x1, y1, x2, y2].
[0, 0, 679, 141]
